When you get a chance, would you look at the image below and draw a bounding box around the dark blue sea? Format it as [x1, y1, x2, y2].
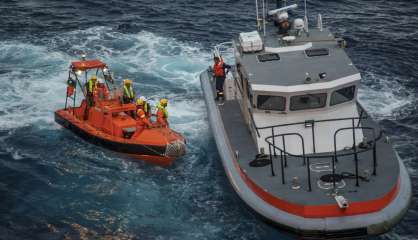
[0, 0, 417, 239]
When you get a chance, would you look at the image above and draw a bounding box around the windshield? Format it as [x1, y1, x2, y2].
[290, 93, 327, 111]
[330, 86, 356, 106]
[257, 95, 286, 111]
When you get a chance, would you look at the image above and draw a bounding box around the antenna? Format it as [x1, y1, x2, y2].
[304, 0, 309, 32]
[255, 0, 260, 30]
[262, 0, 266, 36]
[317, 13, 323, 31]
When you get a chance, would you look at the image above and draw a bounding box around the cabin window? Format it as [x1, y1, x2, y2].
[257, 95, 286, 111]
[290, 93, 327, 111]
[330, 86, 356, 106]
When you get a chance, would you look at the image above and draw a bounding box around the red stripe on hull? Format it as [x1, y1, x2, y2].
[234, 160, 400, 218]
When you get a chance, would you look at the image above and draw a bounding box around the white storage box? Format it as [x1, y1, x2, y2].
[239, 31, 263, 53]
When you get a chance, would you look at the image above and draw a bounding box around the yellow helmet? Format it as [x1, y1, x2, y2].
[91, 75, 97, 81]
[123, 79, 132, 85]
[136, 98, 144, 105]
[160, 98, 168, 106]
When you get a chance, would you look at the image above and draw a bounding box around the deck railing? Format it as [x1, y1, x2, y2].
[255, 105, 384, 192]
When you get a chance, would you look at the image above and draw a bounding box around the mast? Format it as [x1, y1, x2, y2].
[262, 0, 266, 36]
[304, 0, 309, 33]
[255, 0, 260, 29]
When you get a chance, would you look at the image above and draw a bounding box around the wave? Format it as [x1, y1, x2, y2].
[0, 27, 211, 136]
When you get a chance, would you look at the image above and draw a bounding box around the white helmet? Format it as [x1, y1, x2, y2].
[294, 18, 305, 30]
[278, 11, 289, 22]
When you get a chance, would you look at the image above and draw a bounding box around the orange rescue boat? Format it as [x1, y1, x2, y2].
[54, 58, 186, 166]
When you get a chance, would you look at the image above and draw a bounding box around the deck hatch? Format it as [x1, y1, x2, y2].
[305, 48, 329, 57]
[257, 53, 280, 62]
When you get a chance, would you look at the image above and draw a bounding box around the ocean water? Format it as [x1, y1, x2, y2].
[0, 0, 417, 239]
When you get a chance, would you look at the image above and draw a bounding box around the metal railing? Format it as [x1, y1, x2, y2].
[258, 109, 383, 192]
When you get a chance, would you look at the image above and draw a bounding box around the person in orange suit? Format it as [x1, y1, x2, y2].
[86, 75, 98, 106]
[213, 56, 231, 102]
[136, 100, 152, 131]
[156, 98, 169, 128]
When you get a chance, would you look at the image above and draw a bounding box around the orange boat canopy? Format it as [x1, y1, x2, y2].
[71, 59, 107, 71]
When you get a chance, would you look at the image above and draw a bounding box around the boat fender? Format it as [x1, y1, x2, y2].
[249, 154, 271, 167]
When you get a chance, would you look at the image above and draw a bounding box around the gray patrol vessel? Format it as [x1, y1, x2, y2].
[200, 1, 411, 238]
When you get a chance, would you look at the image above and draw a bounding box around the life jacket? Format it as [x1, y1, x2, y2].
[137, 108, 152, 128]
[156, 104, 168, 119]
[88, 79, 97, 93]
[137, 108, 146, 119]
[213, 59, 225, 77]
[144, 102, 149, 114]
[124, 85, 134, 99]
[136, 102, 150, 115]
[66, 79, 76, 97]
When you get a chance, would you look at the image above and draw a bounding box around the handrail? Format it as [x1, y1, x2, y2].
[213, 41, 234, 59]
[248, 108, 261, 137]
[264, 121, 382, 192]
[266, 132, 306, 185]
[333, 125, 377, 188]
[257, 116, 368, 130]
[247, 99, 383, 192]
[265, 133, 380, 159]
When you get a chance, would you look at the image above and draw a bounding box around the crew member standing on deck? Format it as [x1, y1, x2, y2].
[136, 100, 153, 131]
[86, 75, 98, 107]
[213, 56, 231, 102]
[122, 79, 135, 104]
[136, 97, 151, 119]
[156, 98, 169, 128]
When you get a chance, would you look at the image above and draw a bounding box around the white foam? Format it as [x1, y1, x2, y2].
[358, 72, 414, 120]
[0, 43, 69, 130]
[0, 27, 212, 150]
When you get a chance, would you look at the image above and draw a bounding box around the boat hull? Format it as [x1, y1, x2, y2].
[200, 73, 412, 238]
[55, 110, 179, 166]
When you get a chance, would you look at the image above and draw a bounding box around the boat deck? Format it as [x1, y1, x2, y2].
[205, 73, 400, 206]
